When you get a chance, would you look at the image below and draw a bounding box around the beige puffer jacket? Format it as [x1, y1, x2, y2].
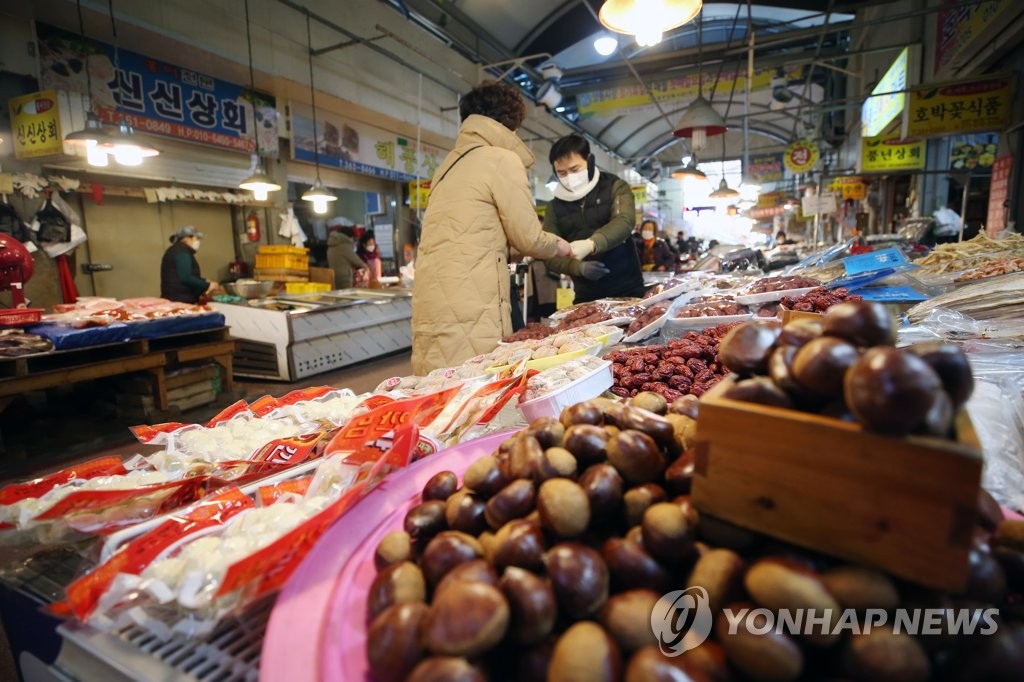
[412, 115, 560, 374]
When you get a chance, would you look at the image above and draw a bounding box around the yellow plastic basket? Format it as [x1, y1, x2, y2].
[255, 253, 309, 271]
[258, 245, 309, 255]
[285, 282, 332, 294]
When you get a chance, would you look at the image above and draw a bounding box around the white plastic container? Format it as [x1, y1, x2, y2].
[662, 313, 753, 339]
[517, 360, 613, 422]
[735, 286, 819, 305]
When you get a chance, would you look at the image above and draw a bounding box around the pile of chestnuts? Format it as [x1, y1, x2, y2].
[362, 393, 1021, 681]
[718, 300, 974, 437]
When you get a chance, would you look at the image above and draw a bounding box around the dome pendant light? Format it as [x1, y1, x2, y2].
[709, 177, 740, 199]
[301, 11, 335, 215]
[671, 152, 706, 180]
[599, 0, 702, 48]
[238, 0, 280, 201]
[672, 9, 725, 152]
[64, 1, 108, 165]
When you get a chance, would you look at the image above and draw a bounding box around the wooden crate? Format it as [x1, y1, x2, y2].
[692, 377, 982, 591]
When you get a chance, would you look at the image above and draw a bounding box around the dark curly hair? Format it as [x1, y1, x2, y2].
[459, 81, 527, 131]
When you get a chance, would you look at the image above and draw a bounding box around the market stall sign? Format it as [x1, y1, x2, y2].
[408, 179, 431, 210]
[861, 46, 912, 138]
[37, 23, 278, 155]
[631, 184, 648, 207]
[801, 191, 837, 216]
[748, 153, 785, 184]
[986, 155, 1012, 237]
[935, 0, 1023, 77]
[8, 90, 63, 159]
[949, 133, 998, 171]
[861, 133, 926, 172]
[291, 105, 445, 182]
[903, 74, 1014, 139]
[784, 139, 819, 174]
[576, 65, 804, 118]
[756, 191, 787, 209]
[829, 177, 867, 201]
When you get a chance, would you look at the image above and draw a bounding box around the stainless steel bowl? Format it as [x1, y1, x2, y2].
[224, 281, 276, 299]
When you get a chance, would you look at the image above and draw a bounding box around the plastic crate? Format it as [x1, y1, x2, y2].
[285, 282, 332, 294]
[0, 307, 43, 327]
[258, 245, 309, 255]
[255, 253, 309, 271]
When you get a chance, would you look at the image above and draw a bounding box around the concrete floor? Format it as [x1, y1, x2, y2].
[0, 350, 413, 484]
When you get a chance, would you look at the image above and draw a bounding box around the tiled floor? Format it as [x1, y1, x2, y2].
[0, 350, 413, 484]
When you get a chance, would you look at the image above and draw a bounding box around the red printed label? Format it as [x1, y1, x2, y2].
[278, 386, 334, 406]
[257, 477, 313, 506]
[130, 422, 191, 444]
[54, 487, 253, 620]
[205, 399, 252, 428]
[34, 477, 207, 522]
[0, 457, 127, 505]
[356, 394, 396, 411]
[249, 395, 282, 417]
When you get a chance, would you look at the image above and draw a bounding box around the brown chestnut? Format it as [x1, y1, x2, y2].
[608, 430, 667, 485]
[823, 300, 896, 347]
[507, 435, 545, 481]
[669, 395, 700, 419]
[434, 559, 498, 598]
[907, 340, 974, 409]
[423, 581, 509, 658]
[722, 377, 794, 409]
[716, 606, 803, 682]
[548, 621, 622, 682]
[792, 336, 860, 398]
[420, 531, 484, 586]
[663, 449, 696, 496]
[484, 479, 536, 529]
[686, 548, 745, 613]
[744, 558, 841, 646]
[463, 455, 508, 498]
[499, 566, 556, 645]
[623, 483, 668, 527]
[563, 424, 611, 465]
[642, 502, 696, 565]
[541, 447, 578, 480]
[625, 646, 711, 682]
[842, 627, 929, 682]
[631, 391, 668, 415]
[995, 519, 1024, 552]
[821, 565, 900, 611]
[368, 560, 427, 619]
[719, 321, 783, 375]
[525, 416, 566, 449]
[580, 463, 625, 520]
[375, 530, 413, 570]
[920, 389, 953, 437]
[492, 519, 546, 572]
[961, 546, 1007, 604]
[404, 500, 448, 542]
[407, 657, 485, 682]
[545, 542, 610, 619]
[664, 413, 698, 453]
[600, 589, 660, 652]
[537, 478, 591, 538]
[603, 537, 673, 593]
[768, 345, 805, 396]
[604, 404, 677, 452]
[367, 601, 429, 682]
[977, 488, 1005, 532]
[561, 401, 604, 427]
[445, 489, 488, 535]
[844, 347, 944, 435]
[778, 318, 823, 347]
[422, 471, 458, 502]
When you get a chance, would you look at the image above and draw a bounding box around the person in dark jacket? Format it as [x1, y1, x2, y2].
[633, 219, 676, 272]
[542, 134, 645, 302]
[160, 225, 217, 303]
[326, 227, 367, 289]
[357, 230, 383, 282]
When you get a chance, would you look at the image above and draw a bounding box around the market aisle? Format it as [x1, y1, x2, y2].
[0, 350, 413, 483]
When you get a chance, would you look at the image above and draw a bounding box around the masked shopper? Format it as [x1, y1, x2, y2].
[633, 218, 676, 272]
[542, 134, 645, 303]
[160, 225, 219, 303]
[357, 230, 383, 281]
[326, 227, 367, 289]
[411, 81, 572, 374]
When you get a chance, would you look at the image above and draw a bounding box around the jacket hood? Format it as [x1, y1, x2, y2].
[327, 231, 354, 246]
[457, 115, 535, 169]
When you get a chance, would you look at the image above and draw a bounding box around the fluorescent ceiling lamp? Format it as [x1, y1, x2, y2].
[599, 0, 703, 47]
[594, 35, 618, 55]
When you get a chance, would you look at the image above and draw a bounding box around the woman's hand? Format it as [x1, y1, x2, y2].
[555, 238, 572, 258]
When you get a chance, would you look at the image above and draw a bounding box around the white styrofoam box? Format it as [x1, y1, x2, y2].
[518, 361, 613, 423]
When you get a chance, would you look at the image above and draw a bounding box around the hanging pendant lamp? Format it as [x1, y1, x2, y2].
[238, 0, 280, 201]
[709, 177, 740, 199]
[672, 8, 725, 152]
[599, 0, 703, 48]
[64, 1, 109, 166]
[671, 156, 706, 180]
[301, 11, 335, 215]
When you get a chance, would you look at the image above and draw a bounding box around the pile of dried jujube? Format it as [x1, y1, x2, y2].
[362, 389, 1024, 681]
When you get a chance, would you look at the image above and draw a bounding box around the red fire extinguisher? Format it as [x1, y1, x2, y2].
[246, 212, 261, 242]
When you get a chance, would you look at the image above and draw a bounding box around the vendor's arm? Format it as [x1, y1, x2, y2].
[343, 247, 366, 272]
[588, 178, 636, 254]
[494, 153, 562, 259]
[174, 251, 209, 293]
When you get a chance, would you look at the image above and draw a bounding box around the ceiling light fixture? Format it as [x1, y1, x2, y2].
[599, 0, 702, 49]
[671, 155, 706, 180]
[672, 8, 725, 152]
[708, 132, 739, 199]
[64, 0, 109, 166]
[301, 10, 336, 215]
[593, 35, 618, 56]
[238, 0, 280, 202]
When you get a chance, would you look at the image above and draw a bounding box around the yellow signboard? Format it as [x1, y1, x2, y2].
[783, 139, 819, 174]
[829, 177, 867, 200]
[861, 133, 926, 172]
[903, 75, 1013, 139]
[577, 66, 803, 118]
[630, 184, 648, 207]
[408, 179, 431, 210]
[8, 90, 64, 159]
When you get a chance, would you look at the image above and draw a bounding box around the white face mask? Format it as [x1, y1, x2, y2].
[365, 244, 376, 253]
[642, 231, 654, 240]
[561, 169, 590, 192]
[191, 239, 201, 252]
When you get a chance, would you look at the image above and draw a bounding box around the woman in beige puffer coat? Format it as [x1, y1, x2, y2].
[412, 82, 571, 374]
